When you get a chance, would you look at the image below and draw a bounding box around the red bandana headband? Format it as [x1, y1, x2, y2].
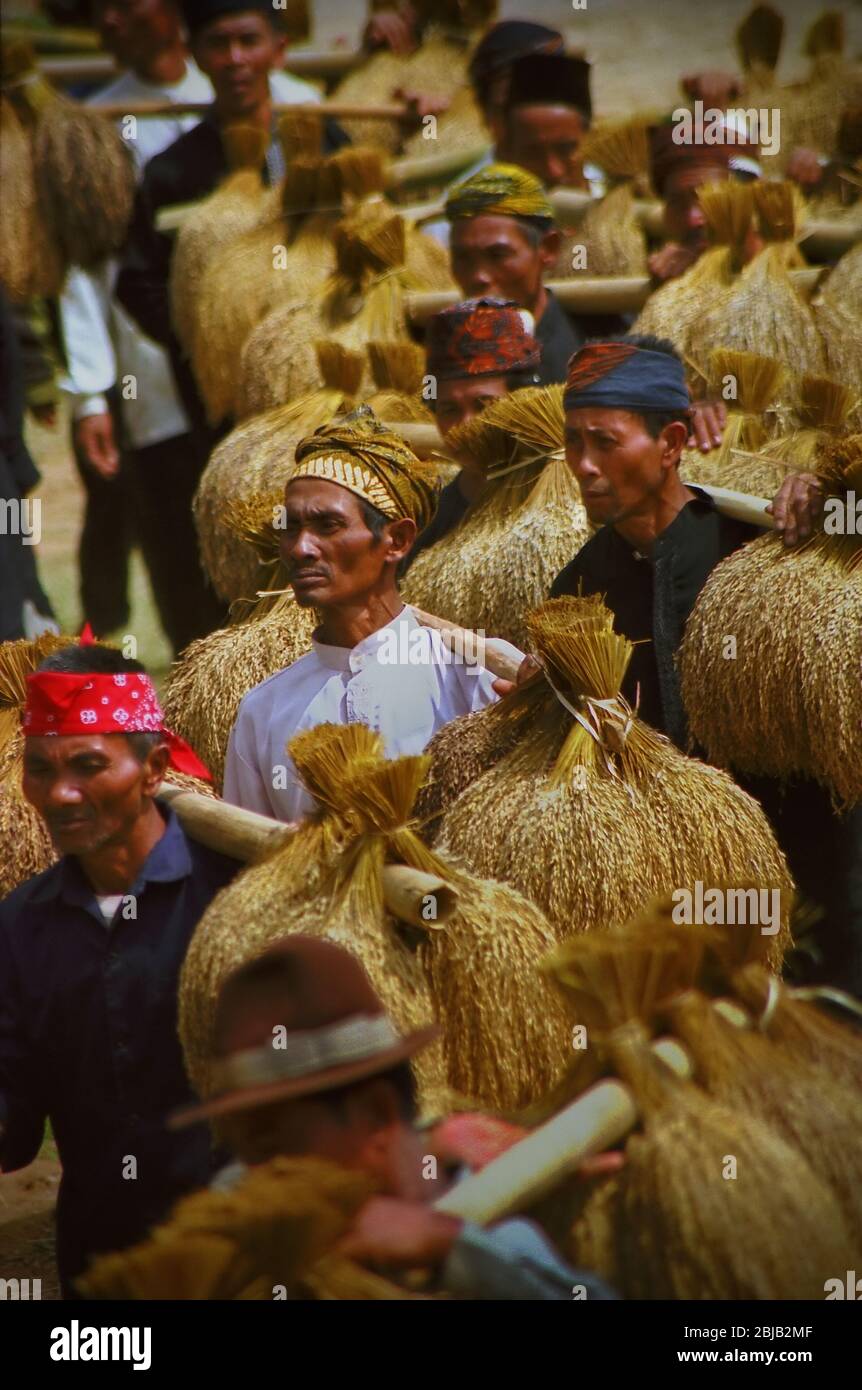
[23, 670, 212, 782]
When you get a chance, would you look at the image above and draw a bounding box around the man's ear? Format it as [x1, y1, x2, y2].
[269, 29, 287, 64]
[539, 228, 561, 273]
[141, 740, 171, 797]
[659, 419, 690, 468]
[384, 517, 418, 563]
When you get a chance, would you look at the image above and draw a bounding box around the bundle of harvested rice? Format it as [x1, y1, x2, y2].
[161, 593, 317, 792]
[0, 635, 216, 898]
[170, 124, 272, 356]
[81, 1156, 412, 1301]
[703, 918, 862, 1092]
[237, 203, 451, 419]
[679, 444, 862, 808]
[813, 246, 862, 420]
[632, 180, 755, 357]
[705, 182, 826, 377]
[558, 118, 651, 279]
[436, 595, 792, 963]
[618, 912, 862, 1247]
[365, 339, 433, 424]
[779, 11, 862, 164]
[717, 373, 859, 495]
[190, 145, 387, 425]
[541, 931, 855, 1298]
[400, 83, 487, 160]
[180, 723, 568, 1113]
[2, 39, 135, 269]
[402, 385, 590, 648]
[193, 341, 365, 604]
[0, 94, 63, 301]
[736, 3, 784, 90]
[679, 348, 789, 494]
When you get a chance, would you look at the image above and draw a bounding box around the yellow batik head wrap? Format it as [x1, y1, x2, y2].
[445, 162, 555, 224]
[290, 406, 440, 533]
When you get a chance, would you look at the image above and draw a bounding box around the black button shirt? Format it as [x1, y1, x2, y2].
[0, 802, 238, 1291]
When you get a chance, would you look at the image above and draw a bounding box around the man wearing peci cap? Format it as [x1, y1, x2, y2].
[0, 640, 239, 1297]
[403, 296, 542, 569]
[172, 936, 617, 1300]
[223, 407, 521, 825]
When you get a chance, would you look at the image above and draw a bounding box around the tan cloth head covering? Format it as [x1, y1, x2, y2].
[290, 406, 440, 533]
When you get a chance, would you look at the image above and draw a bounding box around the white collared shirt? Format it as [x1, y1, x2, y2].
[223, 606, 521, 823]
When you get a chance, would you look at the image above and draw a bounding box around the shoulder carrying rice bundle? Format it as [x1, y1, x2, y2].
[0, 93, 64, 301]
[436, 596, 792, 965]
[633, 180, 755, 354]
[540, 932, 855, 1298]
[81, 1156, 414, 1301]
[402, 386, 591, 648]
[678, 465, 862, 807]
[180, 722, 568, 1113]
[161, 593, 316, 792]
[170, 124, 272, 355]
[194, 342, 366, 603]
[236, 205, 451, 419]
[3, 42, 136, 268]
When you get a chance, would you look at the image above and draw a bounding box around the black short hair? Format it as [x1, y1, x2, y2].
[36, 644, 164, 763]
[358, 495, 391, 541]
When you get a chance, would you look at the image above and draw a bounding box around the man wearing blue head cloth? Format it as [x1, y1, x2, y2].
[550, 333, 861, 997]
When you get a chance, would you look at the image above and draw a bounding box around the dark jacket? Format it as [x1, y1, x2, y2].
[0, 803, 239, 1293]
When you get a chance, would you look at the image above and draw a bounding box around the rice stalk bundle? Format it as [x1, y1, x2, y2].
[813, 247, 862, 421]
[333, 27, 475, 154]
[366, 340, 434, 427]
[678, 463, 862, 807]
[81, 1156, 412, 1301]
[560, 119, 651, 278]
[170, 124, 272, 356]
[614, 911, 862, 1248]
[703, 183, 826, 377]
[2, 40, 136, 268]
[0, 93, 64, 300]
[189, 145, 387, 426]
[400, 82, 487, 160]
[402, 385, 590, 648]
[236, 204, 452, 419]
[193, 341, 366, 603]
[436, 596, 792, 965]
[541, 932, 855, 1298]
[632, 180, 755, 355]
[777, 12, 862, 162]
[702, 919, 862, 1092]
[179, 722, 568, 1113]
[679, 348, 787, 491]
[161, 592, 316, 792]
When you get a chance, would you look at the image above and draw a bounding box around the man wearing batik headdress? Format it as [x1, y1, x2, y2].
[443, 164, 585, 385]
[0, 638, 238, 1297]
[549, 333, 861, 996]
[403, 296, 542, 569]
[647, 116, 762, 284]
[224, 407, 521, 824]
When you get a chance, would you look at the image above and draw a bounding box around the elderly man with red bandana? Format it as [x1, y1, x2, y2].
[0, 638, 239, 1297]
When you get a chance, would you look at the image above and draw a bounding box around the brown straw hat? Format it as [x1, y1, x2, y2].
[170, 936, 440, 1129]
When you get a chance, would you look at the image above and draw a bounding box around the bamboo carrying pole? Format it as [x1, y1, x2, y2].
[410, 609, 526, 683]
[406, 267, 827, 323]
[38, 49, 361, 84]
[156, 784, 458, 928]
[89, 99, 409, 121]
[435, 1037, 691, 1224]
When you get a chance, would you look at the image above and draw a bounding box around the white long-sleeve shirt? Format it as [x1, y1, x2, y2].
[59, 64, 322, 451]
[223, 605, 521, 823]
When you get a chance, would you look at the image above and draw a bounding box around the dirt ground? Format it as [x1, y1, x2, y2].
[2, 0, 859, 1302]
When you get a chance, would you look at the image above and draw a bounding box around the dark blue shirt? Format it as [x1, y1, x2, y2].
[0, 802, 239, 1291]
